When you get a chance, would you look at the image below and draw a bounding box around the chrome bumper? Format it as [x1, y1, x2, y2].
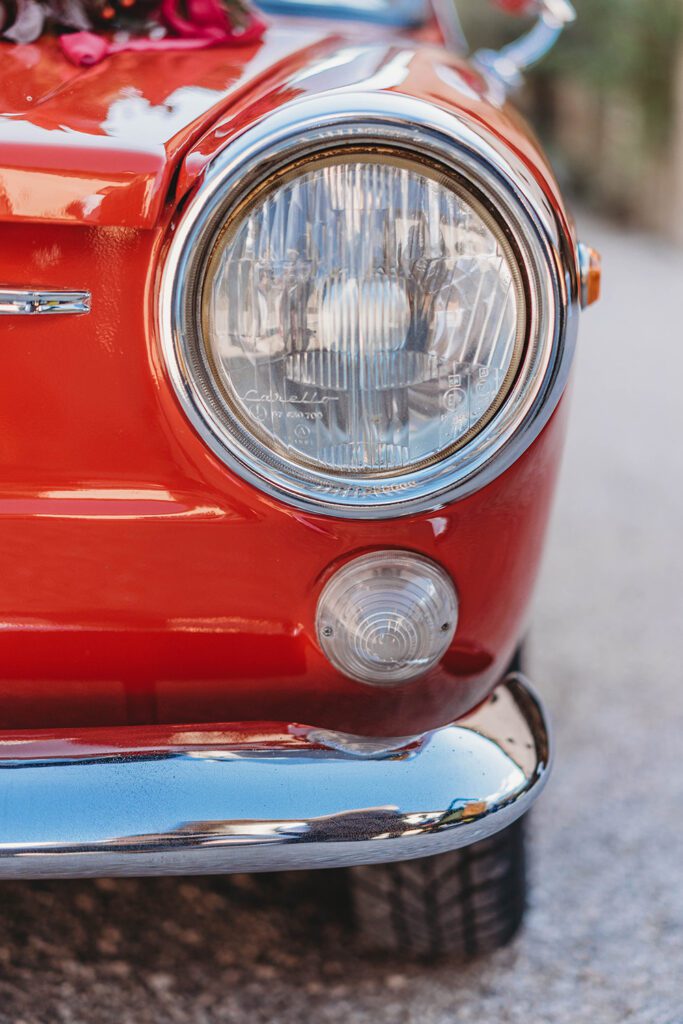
[0, 674, 550, 879]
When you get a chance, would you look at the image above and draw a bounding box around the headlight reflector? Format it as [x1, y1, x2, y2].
[203, 154, 525, 476]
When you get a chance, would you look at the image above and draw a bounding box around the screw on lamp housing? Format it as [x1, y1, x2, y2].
[315, 551, 459, 687]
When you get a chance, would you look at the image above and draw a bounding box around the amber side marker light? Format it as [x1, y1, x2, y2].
[579, 243, 602, 308]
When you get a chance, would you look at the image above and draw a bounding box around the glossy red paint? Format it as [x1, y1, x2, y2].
[0, 721, 325, 760]
[0, 27, 345, 226]
[0, 14, 576, 736]
[492, 0, 539, 14]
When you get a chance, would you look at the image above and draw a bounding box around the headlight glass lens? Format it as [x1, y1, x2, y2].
[202, 153, 525, 476]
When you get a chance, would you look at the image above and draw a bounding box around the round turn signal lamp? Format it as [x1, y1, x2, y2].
[316, 551, 458, 687]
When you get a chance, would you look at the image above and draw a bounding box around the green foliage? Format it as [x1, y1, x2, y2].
[457, 0, 683, 148]
[547, 0, 683, 146]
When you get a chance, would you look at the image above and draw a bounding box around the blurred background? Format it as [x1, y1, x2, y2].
[461, 0, 683, 241]
[2, 4, 682, 1022]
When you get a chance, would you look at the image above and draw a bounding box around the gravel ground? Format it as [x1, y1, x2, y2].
[1, 215, 682, 1023]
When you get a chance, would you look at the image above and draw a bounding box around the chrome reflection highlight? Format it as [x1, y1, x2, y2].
[0, 289, 91, 315]
[473, 1, 576, 92]
[0, 675, 550, 879]
[257, 0, 430, 26]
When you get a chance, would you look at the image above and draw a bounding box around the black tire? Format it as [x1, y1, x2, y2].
[347, 817, 527, 960]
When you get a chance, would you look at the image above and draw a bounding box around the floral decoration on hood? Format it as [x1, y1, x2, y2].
[0, 0, 267, 65]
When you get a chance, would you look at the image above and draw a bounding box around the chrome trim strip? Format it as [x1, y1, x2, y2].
[0, 675, 550, 879]
[159, 89, 578, 520]
[256, 0, 430, 27]
[0, 289, 91, 316]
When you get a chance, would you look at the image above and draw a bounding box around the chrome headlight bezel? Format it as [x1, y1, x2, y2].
[159, 92, 575, 520]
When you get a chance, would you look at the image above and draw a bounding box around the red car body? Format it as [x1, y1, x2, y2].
[0, 2, 599, 914]
[0, 20, 574, 739]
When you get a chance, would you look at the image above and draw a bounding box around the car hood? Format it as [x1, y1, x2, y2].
[0, 24, 343, 228]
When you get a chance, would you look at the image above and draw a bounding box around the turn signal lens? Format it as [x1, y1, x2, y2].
[316, 551, 458, 686]
[578, 243, 602, 308]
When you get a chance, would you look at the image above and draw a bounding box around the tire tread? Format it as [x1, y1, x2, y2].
[348, 818, 527, 960]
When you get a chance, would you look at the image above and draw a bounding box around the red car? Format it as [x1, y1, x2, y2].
[0, 0, 599, 958]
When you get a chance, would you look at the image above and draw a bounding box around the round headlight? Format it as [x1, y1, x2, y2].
[161, 95, 569, 518]
[202, 153, 525, 477]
